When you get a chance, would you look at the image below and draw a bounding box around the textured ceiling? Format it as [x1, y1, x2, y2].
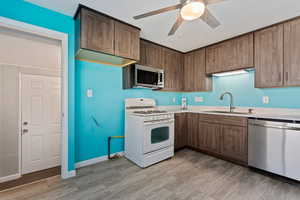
[26, 0, 300, 52]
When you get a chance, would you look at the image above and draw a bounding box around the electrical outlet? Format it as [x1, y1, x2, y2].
[87, 89, 93, 98]
[195, 96, 204, 103]
[172, 97, 176, 103]
[262, 96, 269, 104]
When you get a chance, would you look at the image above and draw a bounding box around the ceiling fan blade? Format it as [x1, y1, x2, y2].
[205, 0, 227, 5]
[200, 9, 220, 29]
[168, 15, 184, 36]
[133, 4, 182, 20]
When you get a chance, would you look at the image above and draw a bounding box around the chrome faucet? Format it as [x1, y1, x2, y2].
[220, 92, 235, 112]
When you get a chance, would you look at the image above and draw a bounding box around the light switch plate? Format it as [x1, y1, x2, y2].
[195, 97, 204, 103]
[172, 97, 176, 103]
[262, 96, 269, 104]
[87, 89, 93, 98]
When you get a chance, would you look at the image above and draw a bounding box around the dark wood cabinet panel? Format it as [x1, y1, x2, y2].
[81, 8, 114, 55]
[198, 122, 221, 154]
[184, 49, 212, 92]
[206, 43, 227, 74]
[206, 33, 253, 74]
[175, 113, 187, 150]
[183, 52, 195, 91]
[163, 48, 183, 91]
[187, 113, 199, 149]
[114, 21, 140, 60]
[221, 125, 248, 163]
[284, 18, 300, 86]
[229, 33, 254, 71]
[254, 25, 284, 88]
[139, 40, 164, 68]
[138, 40, 147, 66]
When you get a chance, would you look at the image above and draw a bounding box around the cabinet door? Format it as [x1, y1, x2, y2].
[254, 25, 284, 88]
[198, 122, 221, 153]
[221, 125, 248, 163]
[138, 40, 147, 65]
[184, 50, 212, 92]
[187, 113, 199, 149]
[229, 33, 254, 71]
[81, 8, 114, 55]
[114, 21, 140, 60]
[175, 113, 187, 150]
[183, 52, 195, 91]
[144, 41, 164, 68]
[194, 49, 212, 91]
[206, 43, 227, 74]
[163, 48, 183, 91]
[284, 18, 300, 86]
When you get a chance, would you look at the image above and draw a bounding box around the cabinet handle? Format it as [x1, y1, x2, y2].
[285, 72, 289, 82]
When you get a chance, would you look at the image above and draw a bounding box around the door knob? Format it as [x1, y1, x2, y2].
[22, 129, 28, 135]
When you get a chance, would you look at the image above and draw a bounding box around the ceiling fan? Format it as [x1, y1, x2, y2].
[133, 0, 227, 36]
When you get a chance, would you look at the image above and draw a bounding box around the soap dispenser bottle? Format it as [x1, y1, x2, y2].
[181, 97, 187, 110]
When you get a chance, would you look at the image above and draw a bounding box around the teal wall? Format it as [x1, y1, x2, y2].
[75, 60, 181, 162]
[185, 71, 300, 109]
[0, 0, 76, 171]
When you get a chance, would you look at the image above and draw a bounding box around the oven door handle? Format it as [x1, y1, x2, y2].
[144, 120, 174, 125]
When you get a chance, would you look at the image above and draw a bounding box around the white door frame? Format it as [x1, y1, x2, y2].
[0, 16, 74, 179]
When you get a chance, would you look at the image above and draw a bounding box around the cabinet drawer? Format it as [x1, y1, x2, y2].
[198, 114, 248, 127]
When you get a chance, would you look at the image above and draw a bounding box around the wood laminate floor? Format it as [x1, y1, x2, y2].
[1, 149, 300, 200]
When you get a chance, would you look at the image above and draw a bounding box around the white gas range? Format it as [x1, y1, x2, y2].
[124, 98, 174, 168]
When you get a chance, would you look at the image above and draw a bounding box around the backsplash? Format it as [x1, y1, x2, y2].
[184, 71, 300, 109]
[75, 60, 181, 163]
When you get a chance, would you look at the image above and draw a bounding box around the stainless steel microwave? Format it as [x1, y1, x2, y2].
[123, 64, 164, 89]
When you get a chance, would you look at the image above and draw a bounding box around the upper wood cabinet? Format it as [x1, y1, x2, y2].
[114, 21, 140, 60]
[284, 18, 300, 86]
[138, 40, 164, 68]
[75, 6, 140, 67]
[206, 42, 227, 74]
[206, 33, 254, 74]
[184, 49, 212, 92]
[80, 8, 114, 55]
[163, 48, 183, 91]
[254, 24, 284, 88]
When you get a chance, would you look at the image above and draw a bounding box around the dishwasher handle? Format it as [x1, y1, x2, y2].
[249, 122, 300, 131]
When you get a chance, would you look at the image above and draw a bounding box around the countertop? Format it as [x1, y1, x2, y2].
[158, 106, 300, 122]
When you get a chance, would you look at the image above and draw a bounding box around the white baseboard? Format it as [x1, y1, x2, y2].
[0, 173, 21, 183]
[75, 151, 124, 169]
[61, 170, 76, 179]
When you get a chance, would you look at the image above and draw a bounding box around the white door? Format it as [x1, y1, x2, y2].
[21, 74, 61, 174]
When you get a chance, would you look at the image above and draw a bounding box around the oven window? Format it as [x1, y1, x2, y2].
[151, 127, 169, 144]
[137, 69, 158, 85]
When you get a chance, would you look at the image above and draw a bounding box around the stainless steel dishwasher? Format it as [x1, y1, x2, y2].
[248, 118, 300, 181]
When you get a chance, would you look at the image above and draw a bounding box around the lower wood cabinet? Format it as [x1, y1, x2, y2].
[198, 122, 221, 154]
[174, 113, 187, 151]
[220, 125, 248, 163]
[187, 113, 199, 149]
[175, 113, 248, 165]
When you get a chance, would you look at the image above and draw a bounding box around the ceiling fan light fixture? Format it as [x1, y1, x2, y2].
[180, 1, 205, 21]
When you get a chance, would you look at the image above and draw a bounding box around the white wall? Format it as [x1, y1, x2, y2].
[0, 27, 61, 70]
[0, 27, 61, 178]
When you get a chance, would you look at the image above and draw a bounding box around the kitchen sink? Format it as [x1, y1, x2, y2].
[204, 110, 251, 115]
